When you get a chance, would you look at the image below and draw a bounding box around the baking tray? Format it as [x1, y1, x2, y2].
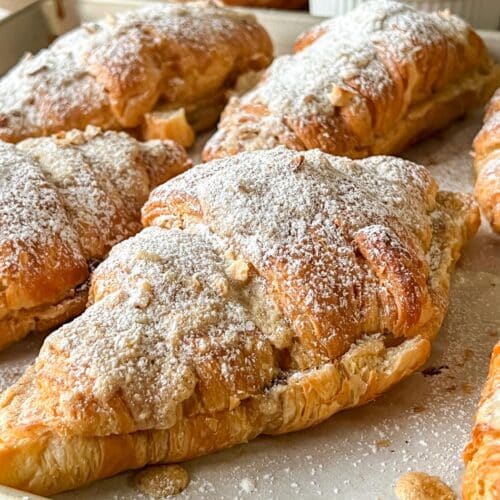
[0, 2, 499, 499]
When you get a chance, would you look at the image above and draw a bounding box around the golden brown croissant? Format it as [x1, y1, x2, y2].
[463, 341, 500, 499]
[0, 147, 479, 496]
[0, 2, 273, 146]
[473, 88, 500, 233]
[0, 126, 191, 351]
[203, 0, 500, 161]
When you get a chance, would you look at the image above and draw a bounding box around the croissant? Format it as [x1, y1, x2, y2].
[203, 0, 500, 161]
[0, 147, 479, 495]
[473, 88, 500, 233]
[0, 126, 191, 351]
[463, 342, 500, 499]
[0, 2, 273, 147]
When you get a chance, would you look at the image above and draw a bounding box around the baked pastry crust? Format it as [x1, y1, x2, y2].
[0, 126, 191, 350]
[203, 0, 500, 161]
[463, 342, 500, 499]
[0, 147, 479, 495]
[473, 88, 500, 233]
[0, 2, 272, 145]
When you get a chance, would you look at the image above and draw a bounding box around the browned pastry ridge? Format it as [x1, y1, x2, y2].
[473, 88, 500, 233]
[463, 342, 500, 499]
[203, 0, 500, 161]
[0, 126, 191, 351]
[0, 2, 273, 146]
[0, 147, 479, 495]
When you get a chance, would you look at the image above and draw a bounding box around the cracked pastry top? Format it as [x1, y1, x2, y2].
[203, 0, 500, 160]
[0, 1, 273, 147]
[0, 146, 479, 496]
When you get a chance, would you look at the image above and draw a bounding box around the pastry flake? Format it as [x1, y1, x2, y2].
[395, 472, 455, 500]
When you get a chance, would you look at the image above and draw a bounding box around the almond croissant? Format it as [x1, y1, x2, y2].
[0, 126, 191, 350]
[203, 0, 500, 161]
[0, 2, 273, 147]
[0, 147, 479, 495]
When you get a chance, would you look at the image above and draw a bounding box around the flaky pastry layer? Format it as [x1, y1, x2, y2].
[463, 342, 500, 499]
[473, 88, 500, 233]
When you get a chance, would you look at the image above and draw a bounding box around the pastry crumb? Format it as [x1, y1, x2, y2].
[395, 472, 455, 500]
[134, 464, 189, 498]
[226, 259, 249, 282]
[461, 383, 473, 394]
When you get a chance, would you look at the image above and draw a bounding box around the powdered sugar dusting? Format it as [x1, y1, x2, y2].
[41, 226, 275, 429]
[0, 46, 496, 500]
[18, 137, 133, 259]
[253, 1, 469, 117]
[0, 141, 84, 281]
[152, 148, 437, 361]
[0, 46, 115, 141]
[205, 0, 476, 159]
[0, 127, 188, 340]
[160, 148, 435, 263]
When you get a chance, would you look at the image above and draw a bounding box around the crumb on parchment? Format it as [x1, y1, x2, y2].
[134, 464, 189, 498]
[395, 471, 456, 500]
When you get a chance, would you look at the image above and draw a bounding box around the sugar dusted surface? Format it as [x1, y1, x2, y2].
[0, 142, 83, 274]
[0, 8, 496, 500]
[4, 145, 439, 437]
[0, 22, 497, 500]
[0, 1, 260, 138]
[49, 226, 268, 428]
